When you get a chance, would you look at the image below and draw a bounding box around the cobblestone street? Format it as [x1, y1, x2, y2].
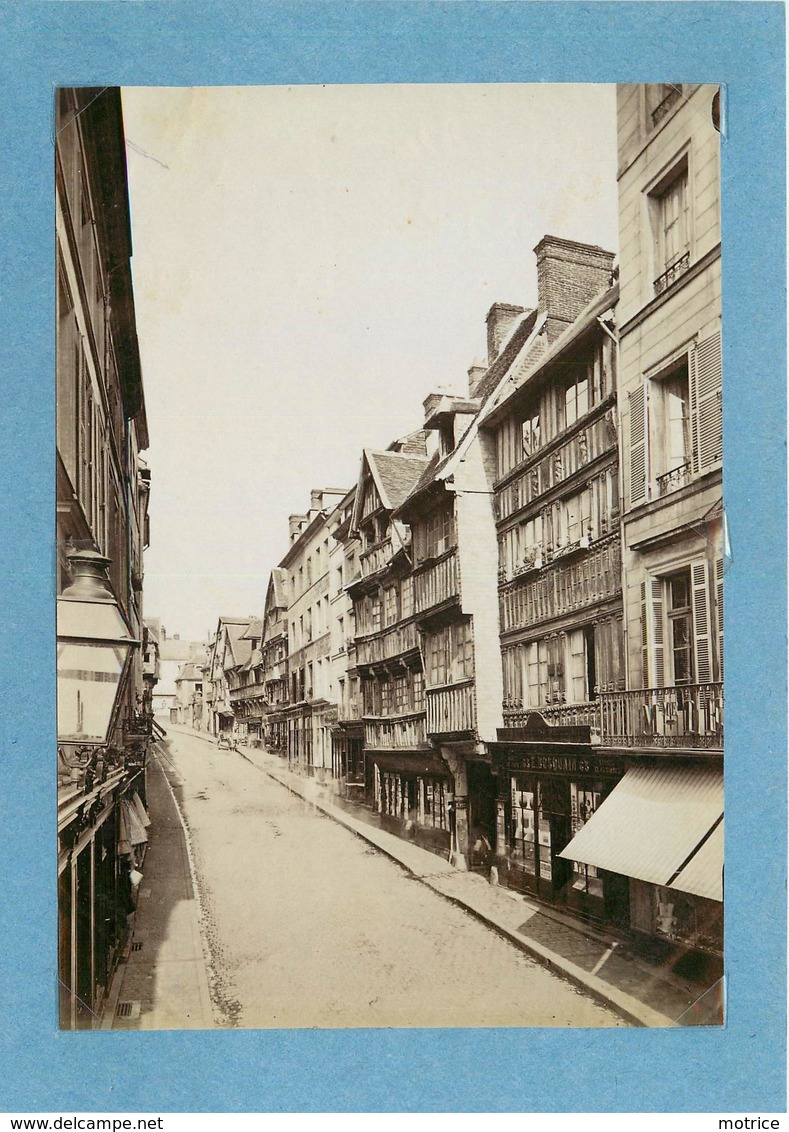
[155, 728, 625, 1028]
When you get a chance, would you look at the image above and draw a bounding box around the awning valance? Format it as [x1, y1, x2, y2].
[559, 765, 723, 900]
[370, 751, 449, 778]
[672, 819, 724, 901]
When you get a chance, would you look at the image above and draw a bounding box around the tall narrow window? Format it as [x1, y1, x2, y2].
[564, 374, 590, 429]
[666, 570, 693, 685]
[651, 156, 690, 292]
[653, 359, 692, 495]
[521, 411, 541, 459]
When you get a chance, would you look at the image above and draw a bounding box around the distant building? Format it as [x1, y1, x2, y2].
[261, 570, 290, 752]
[173, 655, 207, 730]
[327, 489, 364, 792]
[145, 621, 204, 721]
[279, 489, 349, 776]
[204, 617, 253, 736]
[228, 619, 265, 742]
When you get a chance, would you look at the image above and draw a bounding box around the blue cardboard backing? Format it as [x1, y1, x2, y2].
[0, 1, 784, 1114]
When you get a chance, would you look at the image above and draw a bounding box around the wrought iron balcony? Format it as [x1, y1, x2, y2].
[653, 251, 690, 295]
[656, 460, 693, 496]
[426, 680, 476, 735]
[413, 549, 459, 616]
[503, 701, 599, 729]
[598, 683, 723, 750]
[356, 620, 419, 666]
[499, 534, 621, 633]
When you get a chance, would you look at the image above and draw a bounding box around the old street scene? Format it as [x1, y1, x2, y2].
[56, 84, 724, 1031]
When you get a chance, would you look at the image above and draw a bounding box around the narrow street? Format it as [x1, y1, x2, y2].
[155, 727, 625, 1029]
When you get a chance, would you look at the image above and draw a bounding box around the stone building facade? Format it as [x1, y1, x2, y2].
[56, 87, 152, 1028]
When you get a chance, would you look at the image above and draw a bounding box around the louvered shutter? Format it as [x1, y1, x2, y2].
[650, 578, 666, 687]
[691, 331, 723, 473]
[640, 583, 649, 688]
[715, 556, 724, 681]
[691, 561, 713, 683]
[629, 385, 648, 505]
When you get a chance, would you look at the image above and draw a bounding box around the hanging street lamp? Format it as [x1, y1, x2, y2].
[57, 549, 139, 755]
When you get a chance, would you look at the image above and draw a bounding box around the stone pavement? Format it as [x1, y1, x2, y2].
[221, 733, 723, 1029]
[101, 750, 214, 1030]
[110, 723, 723, 1030]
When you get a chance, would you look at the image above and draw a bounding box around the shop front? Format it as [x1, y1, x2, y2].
[559, 762, 723, 956]
[370, 751, 453, 856]
[331, 720, 365, 795]
[490, 736, 627, 926]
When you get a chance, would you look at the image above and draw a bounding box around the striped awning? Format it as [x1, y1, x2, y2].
[672, 819, 724, 902]
[559, 765, 723, 901]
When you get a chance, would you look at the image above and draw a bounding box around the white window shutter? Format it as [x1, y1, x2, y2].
[640, 583, 650, 689]
[691, 561, 713, 683]
[629, 384, 648, 505]
[715, 556, 724, 682]
[691, 331, 723, 474]
[650, 578, 666, 687]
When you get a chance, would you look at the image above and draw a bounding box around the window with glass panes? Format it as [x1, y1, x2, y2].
[666, 569, 693, 685]
[400, 577, 414, 620]
[569, 782, 604, 897]
[416, 506, 454, 562]
[427, 622, 473, 686]
[412, 670, 424, 711]
[521, 411, 541, 459]
[418, 777, 448, 830]
[393, 674, 408, 714]
[383, 585, 398, 626]
[510, 778, 537, 875]
[564, 371, 590, 429]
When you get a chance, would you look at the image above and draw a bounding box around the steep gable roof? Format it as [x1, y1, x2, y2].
[350, 448, 430, 531]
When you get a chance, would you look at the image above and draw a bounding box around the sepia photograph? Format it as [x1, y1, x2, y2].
[55, 80, 725, 1035]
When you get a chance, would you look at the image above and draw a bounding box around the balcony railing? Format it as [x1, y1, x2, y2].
[599, 683, 723, 749]
[230, 684, 268, 702]
[502, 701, 599, 729]
[426, 680, 476, 735]
[654, 251, 690, 295]
[356, 620, 419, 666]
[499, 534, 621, 633]
[414, 549, 459, 615]
[360, 538, 393, 578]
[656, 460, 692, 496]
[364, 712, 429, 749]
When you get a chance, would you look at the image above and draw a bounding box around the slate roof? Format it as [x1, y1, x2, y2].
[387, 429, 429, 457]
[271, 568, 289, 607]
[481, 281, 618, 427]
[241, 618, 264, 640]
[367, 451, 430, 511]
[175, 660, 205, 683]
[472, 307, 540, 404]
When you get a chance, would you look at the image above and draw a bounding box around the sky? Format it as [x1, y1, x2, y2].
[122, 83, 619, 642]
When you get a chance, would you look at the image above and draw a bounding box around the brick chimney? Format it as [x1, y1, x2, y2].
[534, 236, 615, 342]
[467, 363, 488, 398]
[486, 303, 527, 363]
[288, 514, 307, 542]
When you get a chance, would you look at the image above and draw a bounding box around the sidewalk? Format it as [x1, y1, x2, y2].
[101, 748, 215, 1030]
